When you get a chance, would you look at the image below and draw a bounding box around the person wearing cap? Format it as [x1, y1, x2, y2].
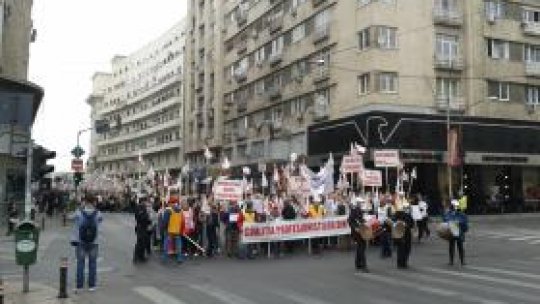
[443, 201, 468, 266]
[348, 199, 369, 272]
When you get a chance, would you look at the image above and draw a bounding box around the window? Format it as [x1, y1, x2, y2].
[358, 73, 370, 95]
[271, 36, 284, 55]
[378, 72, 398, 93]
[314, 9, 330, 32]
[377, 27, 398, 49]
[485, 1, 505, 20]
[488, 81, 510, 101]
[358, 28, 370, 50]
[237, 144, 247, 158]
[292, 23, 305, 43]
[436, 78, 460, 98]
[436, 34, 458, 61]
[434, 0, 457, 11]
[523, 8, 540, 23]
[526, 86, 540, 105]
[524, 45, 540, 62]
[251, 141, 265, 158]
[487, 39, 509, 60]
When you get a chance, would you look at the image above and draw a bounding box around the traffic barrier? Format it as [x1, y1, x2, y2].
[58, 257, 68, 299]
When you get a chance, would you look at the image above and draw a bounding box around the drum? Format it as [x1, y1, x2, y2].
[436, 223, 452, 241]
[356, 224, 374, 241]
[392, 220, 406, 239]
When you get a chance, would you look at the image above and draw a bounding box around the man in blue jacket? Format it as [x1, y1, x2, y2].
[443, 201, 468, 266]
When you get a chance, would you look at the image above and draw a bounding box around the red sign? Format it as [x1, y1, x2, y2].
[341, 155, 363, 173]
[71, 159, 83, 172]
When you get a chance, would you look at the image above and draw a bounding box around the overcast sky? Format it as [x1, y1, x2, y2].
[29, 0, 187, 172]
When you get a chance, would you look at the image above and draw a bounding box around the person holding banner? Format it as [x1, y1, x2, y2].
[223, 201, 241, 258]
[205, 201, 220, 258]
[348, 200, 369, 272]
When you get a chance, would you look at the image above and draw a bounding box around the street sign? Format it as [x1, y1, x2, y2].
[71, 159, 84, 172]
[374, 150, 400, 167]
[71, 146, 85, 158]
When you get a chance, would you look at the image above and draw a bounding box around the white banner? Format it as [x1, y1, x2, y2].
[341, 155, 363, 173]
[374, 150, 400, 167]
[362, 170, 383, 187]
[241, 216, 350, 243]
[213, 180, 243, 201]
[288, 176, 311, 198]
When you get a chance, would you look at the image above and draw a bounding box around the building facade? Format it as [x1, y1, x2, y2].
[88, 21, 186, 176]
[183, 0, 540, 212]
[0, 0, 43, 218]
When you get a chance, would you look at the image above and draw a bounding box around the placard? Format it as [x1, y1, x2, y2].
[362, 170, 383, 187]
[214, 180, 243, 201]
[374, 150, 400, 167]
[341, 155, 364, 173]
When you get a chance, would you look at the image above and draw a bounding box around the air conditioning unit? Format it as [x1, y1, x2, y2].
[526, 103, 536, 114]
[486, 13, 496, 24]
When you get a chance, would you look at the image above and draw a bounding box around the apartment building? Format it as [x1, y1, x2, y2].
[184, 0, 226, 168]
[306, 0, 540, 213]
[1, 0, 43, 214]
[88, 21, 185, 176]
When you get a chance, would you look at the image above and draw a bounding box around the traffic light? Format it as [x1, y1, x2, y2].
[73, 172, 84, 188]
[32, 146, 56, 182]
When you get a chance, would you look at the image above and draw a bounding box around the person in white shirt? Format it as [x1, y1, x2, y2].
[417, 194, 430, 241]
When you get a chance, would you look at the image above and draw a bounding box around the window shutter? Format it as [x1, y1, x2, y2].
[374, 72, 381, 92]
[487, 39, 493, 58]
[509, 42, 523, 62]
[510, 83, 523, 102]
[487, 81, 498, 98]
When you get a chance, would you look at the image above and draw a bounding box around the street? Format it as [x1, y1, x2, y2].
[2, 214, 540, 304]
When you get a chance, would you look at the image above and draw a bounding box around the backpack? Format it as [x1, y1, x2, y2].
[79, 210, 98, 245]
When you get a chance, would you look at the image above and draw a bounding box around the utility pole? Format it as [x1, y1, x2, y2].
[24, 134, 33, 220]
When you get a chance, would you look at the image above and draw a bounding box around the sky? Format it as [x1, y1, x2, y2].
[29, 0, 188, 172]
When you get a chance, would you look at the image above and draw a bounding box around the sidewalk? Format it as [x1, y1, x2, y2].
[3, 280, 74, 304]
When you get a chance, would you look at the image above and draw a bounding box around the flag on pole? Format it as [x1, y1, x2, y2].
[164, 168, 170, 187]
[354, 142, 366, 154]
[261, 171, 268, 188]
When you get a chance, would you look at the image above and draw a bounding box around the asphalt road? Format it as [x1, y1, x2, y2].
[3, 213, 540, 304]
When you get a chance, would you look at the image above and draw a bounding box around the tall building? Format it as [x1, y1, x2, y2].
[0, 0, 43, 215]
[184, 0, 226, 168]
[185, 0, 540, 212]
[88, 21, 186, 177]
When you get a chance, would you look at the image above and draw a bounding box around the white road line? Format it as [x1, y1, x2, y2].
[275, 290, 332, 304]
[355, 272, 507, 304]
[508, 236, 540, 241]
[467, 265, 540, 280]
[188, 284, 257, 304]
[133, 286, 188, 304]
[528, 240, 540, 244]
[421, 267, 540, 291]
[411, 270, 540, 303]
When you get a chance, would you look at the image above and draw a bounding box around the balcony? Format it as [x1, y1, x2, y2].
[269, 52, 283, 67]
[522, 22, 540, 36]
[313, 68, 330, 84]
[234, 69, 247, 83]
[434, 56, 464, 70]
[313, 26, 330, 44]
[269, 16, 283, 35]
[525, 61, 540, 77]
[237, 40, 247, 55]
[312, 0, 326, 7]
[433, 8, 463, 27]
[236, 12, 248, 27]
[265, 86, 281, 101]
[435, 96, 465, 113]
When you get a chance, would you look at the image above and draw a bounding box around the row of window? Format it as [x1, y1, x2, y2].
[100, 150, 180, 172]
[488, 81, 540, 105]
[102, 107, 181, 141]
[487, 39, 540, 62]
[485, 0, 540, 23]
[100, 130, 181, 157]
[226, 8, 330, 78]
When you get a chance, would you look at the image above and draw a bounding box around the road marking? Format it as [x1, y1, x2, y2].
[528, 240, 540, 244]
[188, 284, 256, 304]
[411, 270, 540, 303]
[275, 290, 332, 304]
[467, 265, 540, 280]
[355, 272, 455, 296]
[421, 267, 540, 291]
[508, 236, 540, 241]
[133, 286, 188, 304]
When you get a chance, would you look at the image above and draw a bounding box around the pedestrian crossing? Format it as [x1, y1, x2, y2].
[121, 263, 540, 304]
[473, 228, 540, 245]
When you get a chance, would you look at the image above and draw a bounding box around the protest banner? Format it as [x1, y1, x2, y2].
[288, 176, 311, 198]
[362, 170, 383, 188]
[241, 216, 350, 243]
[213, 179, 243, 201]
[374, 150, 400, 167]
[341, 155, 364, 174]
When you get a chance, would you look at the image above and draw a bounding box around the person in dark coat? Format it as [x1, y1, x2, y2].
[134, 201, 151, 263]
[443, 202, 469, 266]
[348, 201, 368, 272]
[206, 202, 220, 257]
[394, 209, 414, 269]
[281, 200, 297, 254]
